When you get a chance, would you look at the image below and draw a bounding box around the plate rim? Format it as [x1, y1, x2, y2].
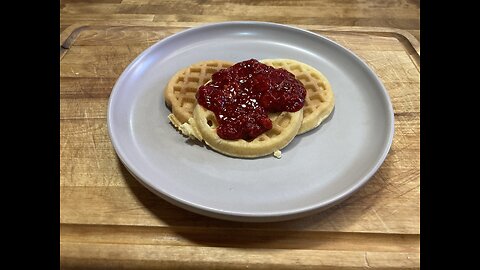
[107, 21, 395, 222]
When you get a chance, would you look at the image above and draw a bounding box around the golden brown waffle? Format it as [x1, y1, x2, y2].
[192, 105, 303, 158]
[164, 60, 234, 125]
[165, 59, 334, 158]
[261, 59, 335, 134]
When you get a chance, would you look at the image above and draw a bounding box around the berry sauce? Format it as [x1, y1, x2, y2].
[196, 59, 306, 141]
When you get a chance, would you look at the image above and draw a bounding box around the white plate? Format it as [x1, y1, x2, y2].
[108, 22, 394, 222]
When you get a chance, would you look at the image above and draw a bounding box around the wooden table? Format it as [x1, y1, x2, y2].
[60, 0, 420, 42]
[60, 2, 420, 269]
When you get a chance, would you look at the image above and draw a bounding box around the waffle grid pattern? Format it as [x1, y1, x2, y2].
[165, 60, 233, 124]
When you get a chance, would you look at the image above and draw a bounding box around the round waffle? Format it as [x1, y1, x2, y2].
[261, 59, 335, 134]
[193, 105, 303, 158]
[164, 59, 334, 158]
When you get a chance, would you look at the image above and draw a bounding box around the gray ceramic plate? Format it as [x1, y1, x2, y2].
[108, 22, 394, 222]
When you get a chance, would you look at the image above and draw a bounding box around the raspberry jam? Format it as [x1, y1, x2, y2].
[196, 59, 306, 141]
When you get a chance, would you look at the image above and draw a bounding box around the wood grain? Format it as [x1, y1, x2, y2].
[59, 0, 420, 41]
[60, 24, 420, 269]
[61, 242, 419, 270]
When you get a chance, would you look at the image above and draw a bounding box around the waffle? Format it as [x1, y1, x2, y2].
[193, 104, 303, 158]
[164, 59, 334, 158]
[164, 60, 234, 125]
[261, 59, 335, 134]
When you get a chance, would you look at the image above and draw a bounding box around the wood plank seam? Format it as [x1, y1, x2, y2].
[60, 223, 420, 252]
